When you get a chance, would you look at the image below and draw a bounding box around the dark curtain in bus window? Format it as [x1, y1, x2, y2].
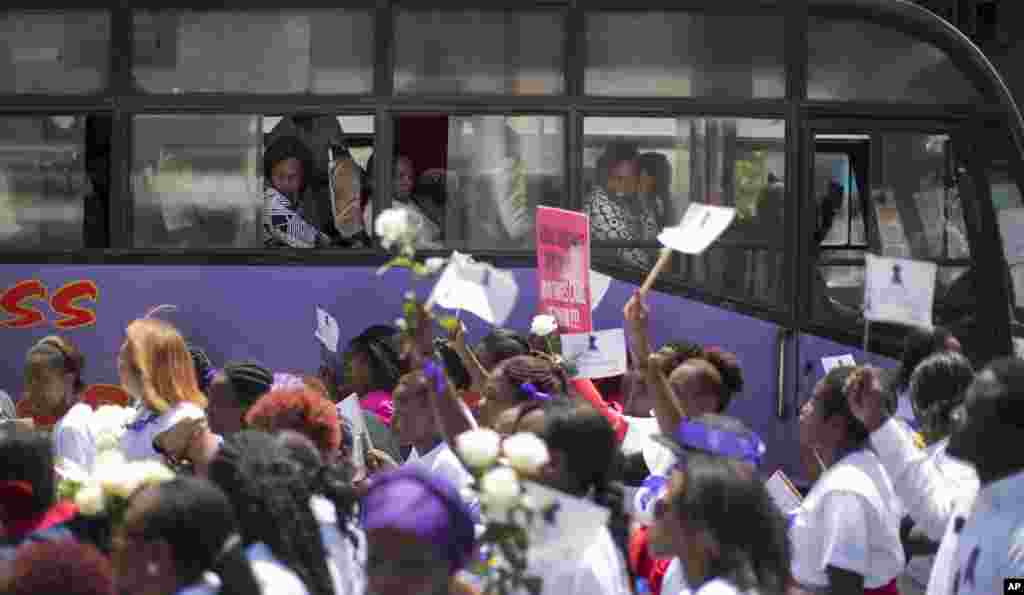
[0, 12, 110, 94]
[807, 18, 979, 103]
[585, 12, 784, 98]
[132, 10, 373, 94]
[132, 115, 263, 249]
[394, 11, 564, 95]
[583, 117, 787, 309]
[0, 116, 90, 249]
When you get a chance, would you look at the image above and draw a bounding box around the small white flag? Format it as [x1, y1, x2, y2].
[337, 393, 373, 471]
[657, 203, 737, 255]
[821, 354, 856, 373]
[765, 470, 803, 515]
[314, 307, 340, 353]
[589, 270, 612, 311]
[863, 254, 937, 328]
[560, 329, 628, 379]
[429, 251, 519, 326]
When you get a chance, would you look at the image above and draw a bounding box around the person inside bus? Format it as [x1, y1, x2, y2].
[265, 115, 347, 234]
[263, 135, 334, 248]
[790, 366, 905, 595]
[638, 152, 673, 229]
[585, 141, 658, 269]
[366, 150, 443, 249]
[118, 317, 208, 462]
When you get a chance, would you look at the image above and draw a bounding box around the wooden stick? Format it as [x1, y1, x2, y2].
[639, 247, 673, 294]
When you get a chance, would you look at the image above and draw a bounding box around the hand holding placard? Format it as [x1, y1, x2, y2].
[640, 203, 737, 293]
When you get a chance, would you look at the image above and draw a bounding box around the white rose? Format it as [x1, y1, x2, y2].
[501, 432, 550, 475]
[404, 290, 416, 301]
[134, 460, 176, 484]
[75, 483, 105, 516]
[374, 208, 408, 249]
[455, 428, 502, 469]
[530, 314, 558, 337]
[394, 318, 408, 331]
[480, 466, 521, 516]
[94, 449, 126, 469]
[424, 257, 448, 274]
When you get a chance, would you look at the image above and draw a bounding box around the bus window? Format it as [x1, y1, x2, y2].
[132, 114, 374, 249]
[991, 164, 1024, 312]
[133, 10, 373, 94]
[583, 117, 787, 309]
[808, 17, 979, 103]
[812, 132, 972, 326]
[0, 116, 99, 250]
[392, 114, 563, 250]
[394, 10, 564, 95]
[585, 12, 784, 98]
[0, 12, 110, 94]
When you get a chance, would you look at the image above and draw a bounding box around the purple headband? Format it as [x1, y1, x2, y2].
[362, 466, 477, 573]
[668, 420, 766, 467]
[423, 360, 447, 397]
[519, 382, 551, 402]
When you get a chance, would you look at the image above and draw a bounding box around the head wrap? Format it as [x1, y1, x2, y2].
[223, 361, 274, 409]
[362, 466, 477, 574]
[653, 418, 766, 468]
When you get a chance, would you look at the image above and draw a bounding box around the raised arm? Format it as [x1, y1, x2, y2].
[448, 321, 489, 394]
[624, 290, 654, 372]
[647, 352, 686, 435]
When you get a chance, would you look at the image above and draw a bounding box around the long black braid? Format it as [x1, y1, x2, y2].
[208, 430, 336, 595]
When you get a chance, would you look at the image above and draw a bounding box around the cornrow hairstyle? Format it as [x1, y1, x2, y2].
[208, 431, 337, 595]
[349, 326, 402, 393]
[909, 351, 974, 440]
[502, 352, 570, 400]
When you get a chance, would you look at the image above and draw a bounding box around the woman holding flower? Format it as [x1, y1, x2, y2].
[117, 318, 207, 462]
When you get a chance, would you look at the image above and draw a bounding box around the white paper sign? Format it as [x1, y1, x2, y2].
[589, 269, 612, 311]
[314, 307, 340, 353]
[765, 470, 803, 515]
[863, 254, 937, 328]
[337, 393, 373, 471]
[998, 208, 1024, 266]
[560, 329, 628, 379]
[657, 203, 737, 254]
[821, 354, 856, 373]
[429, 251, 519, 326]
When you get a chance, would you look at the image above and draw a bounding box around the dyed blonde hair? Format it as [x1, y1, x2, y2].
[124, 318, 207, 414]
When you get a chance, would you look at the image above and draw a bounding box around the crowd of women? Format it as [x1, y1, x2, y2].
[1, 287, 1023, 595]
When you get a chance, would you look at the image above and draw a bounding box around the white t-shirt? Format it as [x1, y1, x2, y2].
[524, 525, 631, 595]
[691, 578, 756, 595]
[120, 402, 206, 462]
[661, 557, 689, 595]
[903, 438, 978, 589]
[311, 495, 366, 595]
[789, 449, 906, 590]
[950, 471, 1024, 595]
[52, 403, 96, 472]
[246, 542, 310, 595]
[621, 415, 659, 457]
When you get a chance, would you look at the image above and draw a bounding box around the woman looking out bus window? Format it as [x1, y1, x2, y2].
[118, 318, 208, 462]
[263, 135, 334, 248]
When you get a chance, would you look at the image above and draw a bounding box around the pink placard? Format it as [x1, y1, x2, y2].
[536, 207, 592, 333]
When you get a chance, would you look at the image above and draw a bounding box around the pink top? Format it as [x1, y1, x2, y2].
[360, 390, 394, 426]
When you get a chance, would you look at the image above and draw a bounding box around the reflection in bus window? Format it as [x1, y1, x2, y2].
[808, 17, 979, 103]
[133, 115, 263, 248]
[0, 12, 110, 94]
[394, 10, 564, 95]
[132, 115, 374, 249]
[814, 153, 866, 248]
[585, 12, 784, 97]
[133, 10, 373, 94]
[812, 133, 972, 326]
[583, 117, 787, 308]
[394, 115, 563, 250]
[0, 116, 95, 249]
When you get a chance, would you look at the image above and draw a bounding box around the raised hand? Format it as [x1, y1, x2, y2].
[623, 290, 650, 329]
[845, 366, 887, 433]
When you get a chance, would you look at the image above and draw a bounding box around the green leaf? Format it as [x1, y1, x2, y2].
[438, 316, 459, 333]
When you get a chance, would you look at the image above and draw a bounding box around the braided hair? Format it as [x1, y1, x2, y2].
[502, 352, 570, 401]
[208, 430, 337, 595]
